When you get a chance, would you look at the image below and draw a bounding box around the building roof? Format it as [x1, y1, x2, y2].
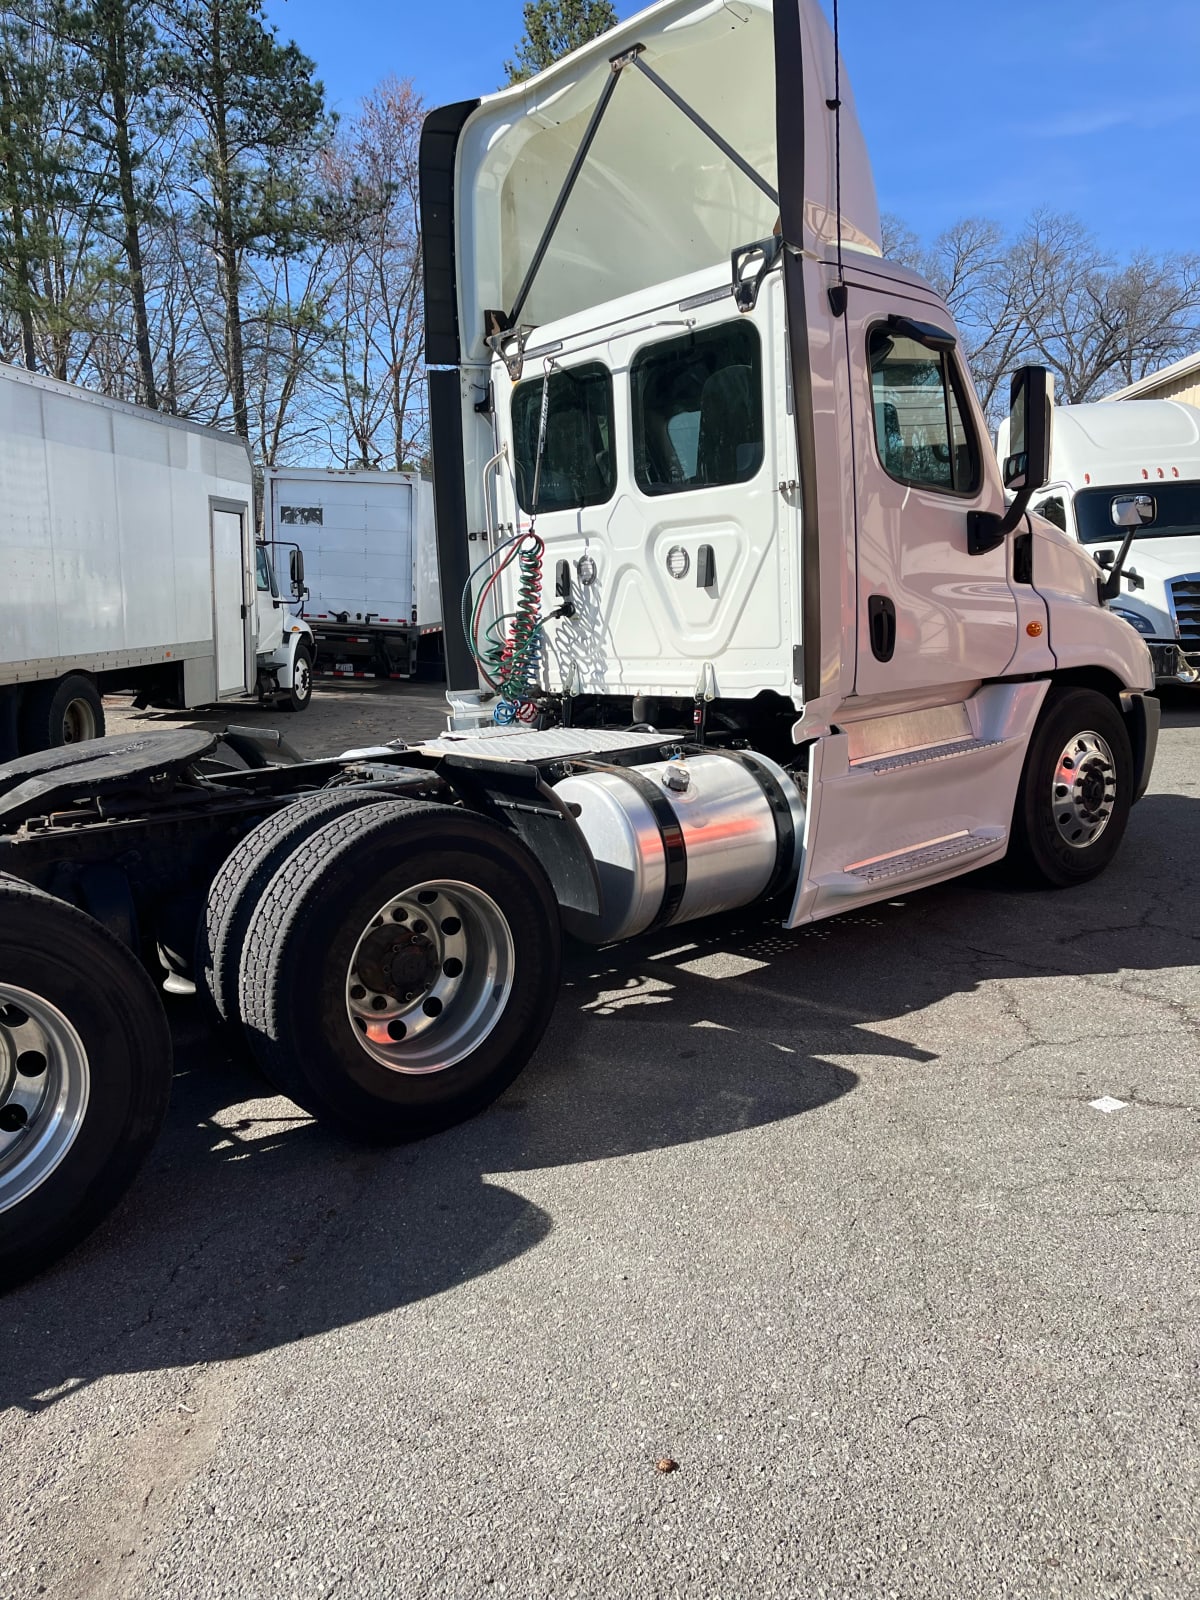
[1105, 348, 1200, 401]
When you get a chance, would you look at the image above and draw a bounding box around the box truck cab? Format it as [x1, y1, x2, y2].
[1005, 400, 1200, 686]
[0, 0, 1164, 1283]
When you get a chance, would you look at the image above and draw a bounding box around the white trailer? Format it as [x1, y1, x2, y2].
[0, 364, 315, 757]
[1003, 400, 1200, 686]
[264, 468, 442, 682]
[0, 0, 1162, 1285]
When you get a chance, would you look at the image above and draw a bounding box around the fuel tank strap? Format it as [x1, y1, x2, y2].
[573, 760, 687, 933]
[704, 749, 797, 903]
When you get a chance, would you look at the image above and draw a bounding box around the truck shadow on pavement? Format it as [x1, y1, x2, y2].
[2, 789, 1197, 1413]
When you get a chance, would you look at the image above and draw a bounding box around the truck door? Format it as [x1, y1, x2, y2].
[844, 286, 1017, 698]
[210, 503, 252, 696]
[255, 543, 284, 656]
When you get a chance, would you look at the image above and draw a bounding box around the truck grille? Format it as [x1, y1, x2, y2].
[1170, 576, 1200, 650]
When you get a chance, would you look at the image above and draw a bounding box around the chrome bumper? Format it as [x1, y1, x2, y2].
[1149, 642, 1200, 684]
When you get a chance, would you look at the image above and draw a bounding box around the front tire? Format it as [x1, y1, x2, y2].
[281, 644, 313, 713]
[237, 800, 561, 1140]
[1009, 687, 1133, 887]
[0, 877, 171, 1287]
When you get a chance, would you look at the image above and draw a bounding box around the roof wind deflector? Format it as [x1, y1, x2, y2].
[495, 41, 780, 346]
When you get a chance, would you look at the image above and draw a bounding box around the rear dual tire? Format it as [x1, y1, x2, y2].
[203, 798, 561, 1141]
[18, 675, 105, 753]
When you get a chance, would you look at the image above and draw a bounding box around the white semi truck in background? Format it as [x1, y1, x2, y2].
[265, 468, 442, 683]
[0, 364, 315, 759]
[1003, 399, 1200, 686]
[0, 0, 1161, 1285]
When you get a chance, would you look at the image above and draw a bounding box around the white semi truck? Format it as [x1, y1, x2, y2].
[1003, 399, 1200, 686]
[264, 467, 442, 682]
[0, 363, 315, 759]
[0, 0, 1159, 1284]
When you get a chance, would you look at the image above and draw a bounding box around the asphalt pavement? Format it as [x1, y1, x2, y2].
[1, 683, 1197, 1599]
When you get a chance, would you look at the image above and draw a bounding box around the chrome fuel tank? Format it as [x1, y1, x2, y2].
[554, 750, 805, 944]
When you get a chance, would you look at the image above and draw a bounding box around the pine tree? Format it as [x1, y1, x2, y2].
[158, 0, 327, 438]
[68, 0, 166, 405]
[504, 0, 618, 85]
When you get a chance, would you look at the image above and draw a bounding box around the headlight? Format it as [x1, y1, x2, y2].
[1109, 605, 1156, 637]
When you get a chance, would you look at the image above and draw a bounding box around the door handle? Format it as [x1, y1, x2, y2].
[868, 594, 896, 662]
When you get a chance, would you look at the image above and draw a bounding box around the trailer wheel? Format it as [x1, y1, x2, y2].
[281, 644, 313, 713]
[237, 800, 561, 1140]
[18, 674, 105, 752]
[0, 876, 171, 1287]
[1009, 687, 1133, 887]
[198, 789, 396, 1025]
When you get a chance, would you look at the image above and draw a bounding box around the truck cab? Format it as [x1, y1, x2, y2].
[1007, 400, 1200, 686]
[254, 540, 316, 712]
[423, 0, 1155, 917]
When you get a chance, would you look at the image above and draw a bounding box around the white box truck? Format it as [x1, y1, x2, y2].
[0, 0, 1162, 1284]
[0, 363, 315, 758]
[264, 468, 442, 682]
[1002, 399, 1200, 686]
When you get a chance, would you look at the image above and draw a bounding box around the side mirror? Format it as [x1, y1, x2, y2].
[289, 548, 305, 594]
[1111, 493, 1155, 528]
[969, 365, 1054, 556]
[1002, 366, 1052, 493]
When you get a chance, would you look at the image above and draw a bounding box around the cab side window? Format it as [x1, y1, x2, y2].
[255, 545, 277, 597]
[511, 362, 615, 514]
[631, 322, 764, 496]
[868, 328, 980, 495]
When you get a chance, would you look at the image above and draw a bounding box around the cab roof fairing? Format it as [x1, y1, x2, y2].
[447, 0, 881, 364]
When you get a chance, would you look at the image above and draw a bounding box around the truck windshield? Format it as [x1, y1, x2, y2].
[1074, 482, 1200, 544]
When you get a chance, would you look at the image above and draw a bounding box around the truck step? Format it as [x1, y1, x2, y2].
[843, 827, 1005, 885]
[852, 737, 1003, 776]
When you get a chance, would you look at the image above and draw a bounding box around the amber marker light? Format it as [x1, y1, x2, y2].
[1026, 622, 1043, 637]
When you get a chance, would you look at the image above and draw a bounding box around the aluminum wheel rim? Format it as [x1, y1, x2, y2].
[344, 880, 515, 1075]
[1051, 729, 1117, 849]
[0, 984, 91, 1214]
[294, 656, 311, 700]
[63, 698, 97, 743]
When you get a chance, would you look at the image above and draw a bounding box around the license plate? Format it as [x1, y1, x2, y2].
[336, 662, 354, 673]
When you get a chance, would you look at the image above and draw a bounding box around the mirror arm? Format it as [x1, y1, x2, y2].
[1099, 527, 1138, 603]
[967, 485, 1033, 557]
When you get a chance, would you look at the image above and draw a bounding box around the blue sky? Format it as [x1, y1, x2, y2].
[263, 0, 1200, 258]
